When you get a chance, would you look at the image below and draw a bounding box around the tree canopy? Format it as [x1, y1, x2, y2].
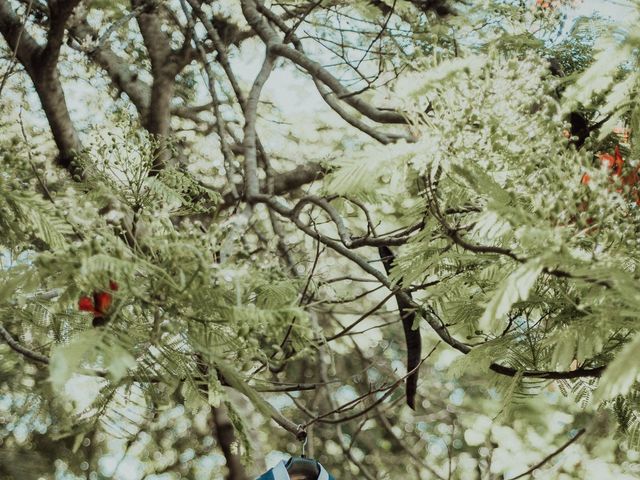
[1, 0, 640, 478]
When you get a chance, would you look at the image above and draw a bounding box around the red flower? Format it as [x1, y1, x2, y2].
[597, 146, 624, 176]
[78, 296, 96, 313]
[581, 172, 591, 185]
[78, 280, 118, 326]
[581, 146, 640, 205]
[583, 147, 626, 186]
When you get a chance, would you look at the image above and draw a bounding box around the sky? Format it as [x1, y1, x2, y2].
[571, 0, 635, 20]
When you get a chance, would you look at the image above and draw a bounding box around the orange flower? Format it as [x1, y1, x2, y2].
[582, 146, 640, 205]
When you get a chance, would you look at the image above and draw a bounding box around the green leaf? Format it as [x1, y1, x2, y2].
[49, 331, 136, 393]
[0, 266, 34, 304]
[479, 260, 543, 333]
[563, 39, 633, 110]
[49, 332, 101, 393]
[451, 163, 511, 205]
[72, 433, 85, 454]
[108, 345, 137, 381]
[594, 334, 640, 402]
[255, 281, 298, 308]
[182, 381, 207, 411]
[208, 372, 225, 408]
[550, 330, 576, 370]
[447, 339, 509, 379]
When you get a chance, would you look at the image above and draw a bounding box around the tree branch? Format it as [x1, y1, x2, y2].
[69, 18, 152, 117]
[211, 405, 248, 480]
[241, 0, 407, 125]
[40, 0, 82, 69]
[0, 0, 82, 169]
[242, 51, 274, 199]
[0, 324, 49, 365]
[132, 0, 178, 145]
[507, 428, 586, 480]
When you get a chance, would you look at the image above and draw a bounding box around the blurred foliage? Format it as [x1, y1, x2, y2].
[1, 0, 640, 479]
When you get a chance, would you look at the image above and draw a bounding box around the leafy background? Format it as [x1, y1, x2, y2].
[1, 0, 640, 479]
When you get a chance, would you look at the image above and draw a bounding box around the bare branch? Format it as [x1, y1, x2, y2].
[507, 428, 586, 480]
[303, 346, 437, 427]
[241, 0, 407, 124]
[0, 324, 49, 365]
[243, 52, 275, 199]
[179, 0, 239, 199]
[258, 193, 608, 381]
[186, 0, 247, 107]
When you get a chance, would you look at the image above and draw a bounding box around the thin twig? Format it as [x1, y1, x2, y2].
[507, 428, 586, 480]
[0, 324, 49, 364]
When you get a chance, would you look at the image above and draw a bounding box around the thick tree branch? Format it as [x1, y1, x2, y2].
[271, 162, 327, 195]
[41, 0, 82, 69]
[132, 0, 178, 144]
[211, 405, 249, 480]
[0, 0, 41, 75]
[0, 0, 82, 169]
[218, 162, 326, 211]
[0, 0, 34, 96]
[69, 18, 152, 117]
[378, 245, 422, 410]
[30, 67, 82, 168]
[242, 52, 275, 199]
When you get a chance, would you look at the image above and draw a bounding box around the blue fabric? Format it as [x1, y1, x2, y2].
[257, 460, 335, 480]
